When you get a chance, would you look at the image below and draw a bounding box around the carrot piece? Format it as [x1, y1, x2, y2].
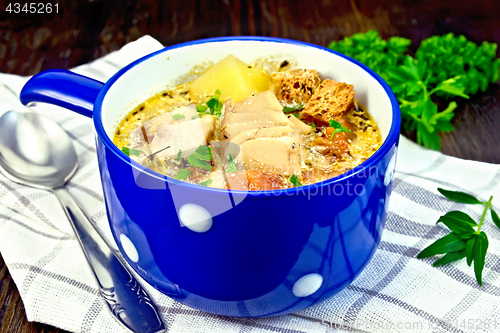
[246, 170, 284, 190]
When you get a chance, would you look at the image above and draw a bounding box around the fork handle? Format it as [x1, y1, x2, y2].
[54, 187, 165, 333]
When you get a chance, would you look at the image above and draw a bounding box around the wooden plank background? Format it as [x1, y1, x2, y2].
[1, 0, 499, 332]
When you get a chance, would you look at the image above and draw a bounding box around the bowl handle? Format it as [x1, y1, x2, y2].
[20, 69, 104, 118]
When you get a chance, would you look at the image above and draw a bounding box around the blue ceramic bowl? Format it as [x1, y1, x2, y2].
[20, 37, 400, 317]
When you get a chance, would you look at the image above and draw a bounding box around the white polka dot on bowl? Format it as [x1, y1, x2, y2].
[292, 273, 323, 297]
[120, 234, 139, 263]
[384, 147, 398, 187]
[179, 203, 213, 233]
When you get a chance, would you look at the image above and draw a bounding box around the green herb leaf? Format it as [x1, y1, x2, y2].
[432, 249, 467, 267]
[474, 232, 489, 286]
[207, 98, 223, 116]
[430, 101, 456, 133]
[172, 113, 185, 121]
[438, 211, 478, 228]
[121, 147, 141, 156]
[290, 174, 301, 187]
[176, 149, 182, 161]
[400, 56, 421, 81]
[421, 97, 438, 127]
[227, 154, 237, 173]
[437, 212, 476, 237]
[415, 121, 442, 151]
[283, 104, 304, 113]
[208, 89, 221, 97]
[491, 208, 500, 229]
[197, 105, 208, 113]
[417, 233, 467, 258]
[199, 178, 213, 187]
[386, 66, 417, 87]
[417, 59, 427, 81]
[466, 237, 476, 267]
[431, 76, 470, 99]
[388, 36, 411, 53]
[187, 155, 212, 171]
[174, 169, 191, 180]
[437, 188, 483, 204]
[193, 145, 211, 161]
[187, 145, 212, 172]
[205, 90, 223, 116]
[328, 119, 351, 139]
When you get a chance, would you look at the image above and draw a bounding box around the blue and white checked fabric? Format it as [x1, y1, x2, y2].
[1, 36, 499, 333]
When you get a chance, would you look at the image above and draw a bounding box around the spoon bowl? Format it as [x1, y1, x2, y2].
[0, 110, 77, 189]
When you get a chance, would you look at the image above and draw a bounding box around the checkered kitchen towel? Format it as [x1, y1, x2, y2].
[1, 36, 500, 333]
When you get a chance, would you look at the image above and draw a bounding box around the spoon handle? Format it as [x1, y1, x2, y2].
[54, 188, 165, 333]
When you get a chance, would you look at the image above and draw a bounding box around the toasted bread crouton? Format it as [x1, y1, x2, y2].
[270, 69, 321, 105]
[300, 79, 355, 123]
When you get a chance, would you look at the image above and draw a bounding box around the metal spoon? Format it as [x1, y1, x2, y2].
[0, 110, 165, 333]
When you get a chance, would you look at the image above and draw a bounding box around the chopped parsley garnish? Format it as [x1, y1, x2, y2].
[199, 178, 213, 187]
[196, 90, 223, 117]
[187, 145, 212, 172]
[206, 89, 223, 117]
[174, 169, 191, 180]
[172, 113, 185, 121]
[207, 89, 221, 98]
[121, 147, 141, 156]
[290, 174, 301, 187]
[283, 104, 304, 113]
[176, 149, 182, 161]
[192, 116, 199, 119]
[292, 113, 299, 118]
[328, 119, 351, 140]
[227, 154, 237, 173]
[196, 105, 208, 113]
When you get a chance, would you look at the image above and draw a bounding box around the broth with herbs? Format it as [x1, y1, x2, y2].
[113, 55, 382, 191]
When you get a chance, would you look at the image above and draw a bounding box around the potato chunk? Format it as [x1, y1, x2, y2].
[189, 55, 270, 102]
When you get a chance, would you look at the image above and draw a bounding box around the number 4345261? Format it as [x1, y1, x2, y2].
[6, 3, 59, 14]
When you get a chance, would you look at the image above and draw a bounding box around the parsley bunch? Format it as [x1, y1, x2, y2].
[418, 188, 500, 286]
[328, 30, 410, 82]
[328, 31, 500, 150]
[416, 33, 500, 97]
[385, 56, 468, 150]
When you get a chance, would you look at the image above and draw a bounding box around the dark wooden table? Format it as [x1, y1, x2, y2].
[1, 0, 499, 332]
